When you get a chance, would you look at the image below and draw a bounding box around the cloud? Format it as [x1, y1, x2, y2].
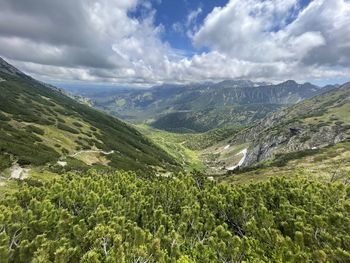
[0, 0, 349, 85]
[187, 7, 202, 26]
[191, 0, 350, 83]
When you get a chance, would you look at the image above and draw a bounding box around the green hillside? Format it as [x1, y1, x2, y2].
[0, 58, 177, 175]
[151, 104, 283, 132]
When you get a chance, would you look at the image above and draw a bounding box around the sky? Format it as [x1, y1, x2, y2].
[0, 0, 349, 87]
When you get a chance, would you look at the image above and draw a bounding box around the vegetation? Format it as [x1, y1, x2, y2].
[1, 171, 349, 262]
[0, 121, 60, 167]
[151, 104, 283, 133]
[0, 70, 178, 172]
[0, 57, 349, 263]
[89, 80, 330, 132]
[220, 140, 350, 185]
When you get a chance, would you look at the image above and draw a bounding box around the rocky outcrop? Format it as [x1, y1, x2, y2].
[243, 124, 349, 166]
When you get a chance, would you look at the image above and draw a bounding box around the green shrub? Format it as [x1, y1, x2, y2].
[0, 154, 11, 171]
[272, 149, 320, 167]
[0, 112, 10, 121]
[57, 123, 80, 134]
[72, 121, 83, 128]
[0, 173, 348, 262]
[25, 125, 45, 135]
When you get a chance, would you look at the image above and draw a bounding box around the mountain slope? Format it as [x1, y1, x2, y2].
[151, 104, 283, 132]
[0, 57, 177, 172]
[206, 82, 350, 172]
[84, 80, 334, 132]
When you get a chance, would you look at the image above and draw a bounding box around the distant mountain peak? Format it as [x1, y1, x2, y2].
[281, 80, 298, 86]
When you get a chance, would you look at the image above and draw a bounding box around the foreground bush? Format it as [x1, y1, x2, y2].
[0, 171, 349, 262]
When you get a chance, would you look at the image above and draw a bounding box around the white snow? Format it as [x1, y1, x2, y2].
[224, 144, 230, 150]
[226, 148, 248, 171]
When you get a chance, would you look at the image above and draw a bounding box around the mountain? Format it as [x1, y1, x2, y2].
[151, 104, 283, 132]
[204, 82, 350, 173]
[0, 57, 177, 173]
[81, 80, 334, 132]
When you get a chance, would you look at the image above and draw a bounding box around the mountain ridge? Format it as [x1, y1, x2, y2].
[0, 57, 178, 173]
[78, 79, 336, 132]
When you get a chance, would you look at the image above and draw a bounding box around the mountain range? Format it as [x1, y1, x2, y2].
[81, 79, 336, 132]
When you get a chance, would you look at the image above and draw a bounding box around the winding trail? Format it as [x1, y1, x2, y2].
[70, 150, 115, 157]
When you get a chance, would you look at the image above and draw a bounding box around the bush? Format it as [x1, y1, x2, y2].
[57, 123, 80, 134]
[72, 121, 83, 128]
[0, 112, 10, 121]
[25, 125, 45, 135]
[272, 149, 320, 167]
[0, 173, 348, 262]
[0, 154, 11, 171]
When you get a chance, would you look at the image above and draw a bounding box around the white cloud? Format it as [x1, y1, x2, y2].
[0, 0, 349, 85]
[187, 7, 202, 26]
[191, 0, 350, 83]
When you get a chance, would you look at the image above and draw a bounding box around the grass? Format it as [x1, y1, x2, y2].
[136, 124, 204, 172]
[303, 102, 350, 127]
[0, 179, 19, 198]
[219, 141, 350, 185]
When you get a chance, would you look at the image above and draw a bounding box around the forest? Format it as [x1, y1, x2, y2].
[0, 170, 349, 262]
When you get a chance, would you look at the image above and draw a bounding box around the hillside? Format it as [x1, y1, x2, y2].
[82, 80, 334, 132]
[204, 82, 350, 173]
[0, 57, 177, 175]
[151, 104, 283, 132]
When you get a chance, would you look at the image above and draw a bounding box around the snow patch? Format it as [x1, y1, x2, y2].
[226, 148, 248, 171]
[224, 144, 230, 150]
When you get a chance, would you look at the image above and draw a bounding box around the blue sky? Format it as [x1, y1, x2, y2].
[0, 0, 349, 86]
[151, 0, 228, 53]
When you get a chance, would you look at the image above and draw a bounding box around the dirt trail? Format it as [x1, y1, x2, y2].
[70, 150, 114, 157]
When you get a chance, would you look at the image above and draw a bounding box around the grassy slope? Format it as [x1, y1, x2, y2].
[151, 104, 284, 132]
[218, 140, 350, 185]
[135, 125, 242, 172]
[0, 69, 178, 174]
